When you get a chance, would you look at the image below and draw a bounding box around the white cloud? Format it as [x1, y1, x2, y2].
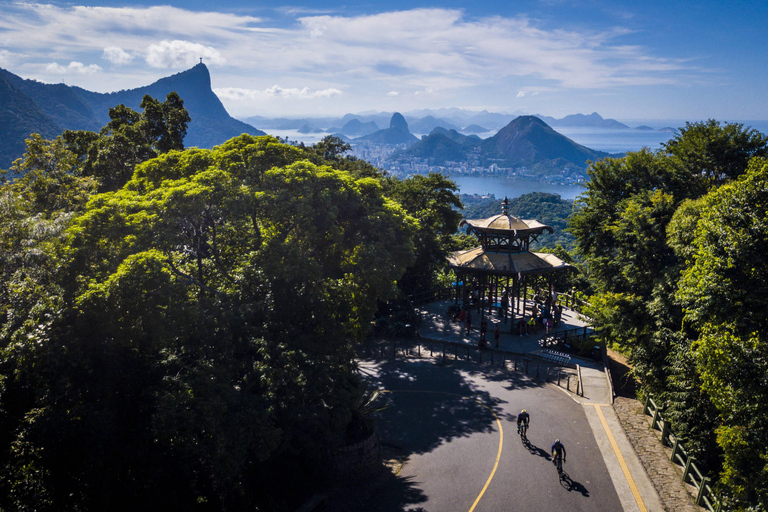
[0, 3, 700, 110]
[387, 91, 399, 96]
[145, 40, 225, 68]
[0, 50, 11, 67]
[517, 90, 541, 98]
[102, 46, 133, 65]
[45, 61, 101, 75]
[215, 86, 343, 101]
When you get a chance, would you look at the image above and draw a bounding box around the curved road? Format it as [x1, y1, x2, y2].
[355, 357, 625, 512]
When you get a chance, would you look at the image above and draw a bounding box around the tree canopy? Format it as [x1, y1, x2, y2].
[571, 120, 768, 508]
[0, 126, 434, 510]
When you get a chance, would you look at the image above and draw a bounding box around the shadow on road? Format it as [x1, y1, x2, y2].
[323, 463, 429, 512]
[559, 471, 590, 497]
[368, 358, 508, 456]
[522, 437, 550, 461]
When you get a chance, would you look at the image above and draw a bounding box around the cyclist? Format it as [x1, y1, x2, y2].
[551, 439, 567, 469]
[517, 409, 530, 435]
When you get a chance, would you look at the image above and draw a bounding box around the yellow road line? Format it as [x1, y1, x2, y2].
[592, 404, 648, 512]
[468, 400, 503, 512]
[382, 390, 503, 512]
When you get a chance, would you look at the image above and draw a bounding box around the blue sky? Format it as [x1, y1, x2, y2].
[1, 1, 766, 121]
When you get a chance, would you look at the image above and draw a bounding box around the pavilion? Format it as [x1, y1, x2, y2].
[446, 197, 572, 331]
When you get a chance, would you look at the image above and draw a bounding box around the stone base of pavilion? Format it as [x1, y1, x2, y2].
[415, 298, 595, 367]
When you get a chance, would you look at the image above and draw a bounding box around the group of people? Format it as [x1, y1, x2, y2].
[452, 306, 502, 349]
[516, 409, 567, 469]
[514, 294, 563, 337]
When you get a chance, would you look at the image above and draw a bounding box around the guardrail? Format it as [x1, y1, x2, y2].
[644, 395, 720, 512]
[540, 326, 595, 350]
[407, 287, 453, 305]
[358, 337, 580, 394]
[558, 293, 592, 314]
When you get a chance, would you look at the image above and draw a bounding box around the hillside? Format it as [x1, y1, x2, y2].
[355, 112, 418, 145]
[0, 64, 264, 168]
[388, 116, 610, 177]
[478, 115, 610, 171]
[0, 71, 64, 168]
[394, 127, 479, 164]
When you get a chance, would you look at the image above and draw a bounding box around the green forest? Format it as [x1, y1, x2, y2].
[0, 95, 462, 511]
[570, 120, 768, 511]
[3, 90, 768, 511]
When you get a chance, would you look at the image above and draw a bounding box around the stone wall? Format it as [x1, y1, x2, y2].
[326, 431, 381, 479]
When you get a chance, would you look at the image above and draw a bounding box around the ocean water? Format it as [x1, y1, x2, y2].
[450, 176, 584, 201]
[555, 127, 673, 154]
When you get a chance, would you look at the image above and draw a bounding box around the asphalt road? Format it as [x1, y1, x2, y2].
[356, 358, 624, 512]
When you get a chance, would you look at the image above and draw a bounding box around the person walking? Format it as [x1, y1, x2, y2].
[494, 324, 501, 347]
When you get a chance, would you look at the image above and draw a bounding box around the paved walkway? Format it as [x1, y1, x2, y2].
[614, 398, 703, 512]
[413, 299, 704, 512]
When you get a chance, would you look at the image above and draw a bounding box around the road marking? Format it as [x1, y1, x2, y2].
[382, 390, 503, 512]
[592, 404, 648, 512]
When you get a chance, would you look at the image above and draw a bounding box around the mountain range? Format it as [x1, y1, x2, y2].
[0, 64, 263, 169]
[390, 115, 611, 176]
[242, 110, 631, 136]
[0, 62, 625, 177]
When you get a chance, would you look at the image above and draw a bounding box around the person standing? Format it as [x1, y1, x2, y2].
[466, 309, 472, 334]
[494, 324, 501, 347]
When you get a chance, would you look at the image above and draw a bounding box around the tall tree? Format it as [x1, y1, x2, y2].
[676, 158, 768, 509]
[63, 92, 191, 192]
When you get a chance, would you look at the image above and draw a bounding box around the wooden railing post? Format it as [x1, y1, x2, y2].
[670, 437, 679, 463]
[696, 477, 711, 506]
[684, 456, 696, 483]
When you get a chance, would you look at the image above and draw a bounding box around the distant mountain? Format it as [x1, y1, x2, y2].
[406, 115, 460, 134]
[298, 124, 324, 134]
[395, 127, 479, 165]
[0, 64, 264, 169]
[635, 125, 655, 131]
[390, 116, 610, 176]
[355, 112, 418, 145]
[461, 124, 490, 134]
[0, 70, 64, 168]
[325, 118, 379, 136]
[478, 116, 610, 171]
[535, 112, 629, 129]
[241, 116, 334, 130]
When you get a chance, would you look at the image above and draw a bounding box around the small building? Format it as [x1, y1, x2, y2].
[447, 197, 572, 330]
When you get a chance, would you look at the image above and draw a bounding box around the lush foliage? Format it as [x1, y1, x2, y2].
[676, 159, 768, 509]
[571, 120, 768, 507]
[63, 92, 191, 192]
[0, 125, 450, 510]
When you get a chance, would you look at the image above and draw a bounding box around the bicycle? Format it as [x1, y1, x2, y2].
[552, 450, 564, 474]
[518, 422, 528, 439]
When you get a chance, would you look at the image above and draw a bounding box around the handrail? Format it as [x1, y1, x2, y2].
[357, 337, 579, 394]
[644, 394, 720, 512]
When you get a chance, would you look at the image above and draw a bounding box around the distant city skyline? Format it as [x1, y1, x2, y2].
[1, 1, 766, 121]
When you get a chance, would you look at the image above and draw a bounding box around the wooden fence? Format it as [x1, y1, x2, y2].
[644, 395, 720, 512]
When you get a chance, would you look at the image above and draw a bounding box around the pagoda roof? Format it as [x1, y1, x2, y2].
[447, 246, 571, 276]
[460, 214, 553, 235]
